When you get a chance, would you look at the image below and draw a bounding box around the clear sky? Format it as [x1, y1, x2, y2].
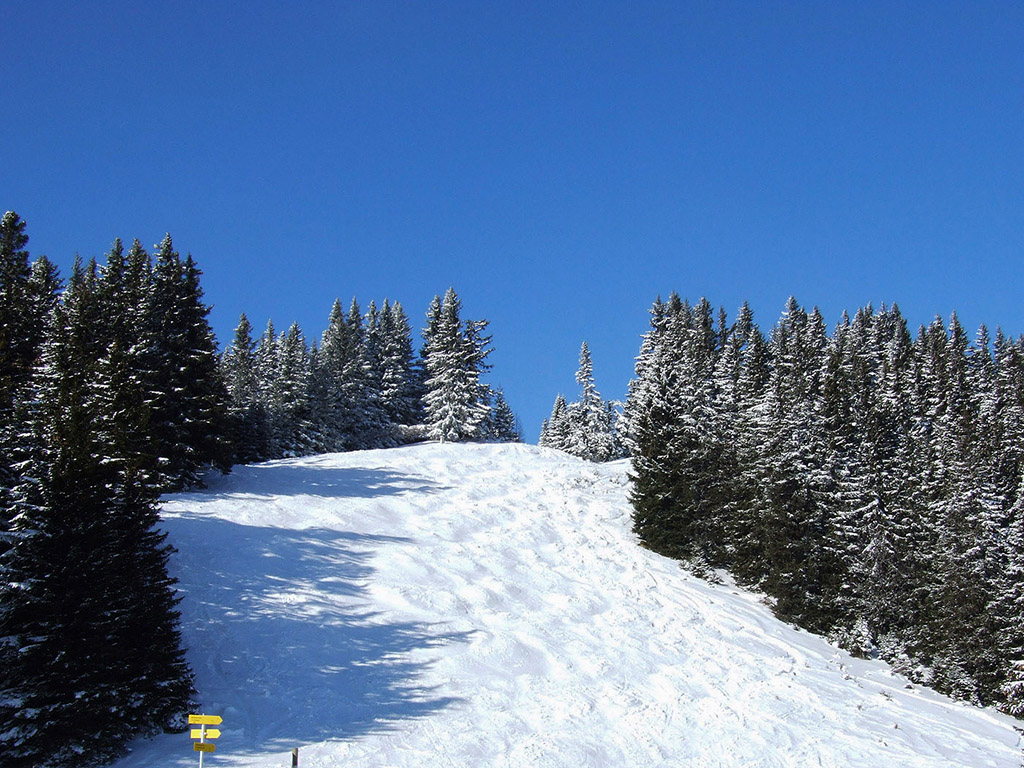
[3, 1, 1023, 442]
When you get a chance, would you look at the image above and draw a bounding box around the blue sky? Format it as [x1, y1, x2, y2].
[3, 1, 1023, 441]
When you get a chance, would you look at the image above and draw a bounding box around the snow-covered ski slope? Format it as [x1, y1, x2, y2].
[115, 443, 1021, 768]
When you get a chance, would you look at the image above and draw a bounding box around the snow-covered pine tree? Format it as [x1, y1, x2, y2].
[843, 305, 929, 659]
[348, 298, 391, 449]
[995, 470, 1024, 715]
[421, 288, 491, 442]
[760, 302, 848, 632]
[621, 296, 669, 455]
[925, 318, 1008, 703]
[23, 254, 61, 380]
[376, 300, 421, 435]
[463, 316, 494, 423]
[630, 295, 726, 563]
[315, 299, 354, 451]
[254, 319, 282, 454]
[628, 297, 733, 569]
[992, 329, 1024, 508]
[482, 387, 521, 442]
[146, 237, 231, 488]
[563, 342, 616, 462]
[222, 313, 273, 463]
[0, 215, 62, 548]
[274, 322, 316, 456]
[729, 313, 775, 583]
[704, 303, 754, 569]
[0, 211, 35, 414]
[539, 394, 570, 450]
[89, 320, 196, 736]
[314, 298, 389, 452]
[0, 272, 125, 765]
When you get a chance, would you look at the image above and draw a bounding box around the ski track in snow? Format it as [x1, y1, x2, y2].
[112, 443, 1022, 768]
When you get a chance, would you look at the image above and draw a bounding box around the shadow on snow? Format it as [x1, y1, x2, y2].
[186, 459, 449, 501]
[147, 464, 467, 761]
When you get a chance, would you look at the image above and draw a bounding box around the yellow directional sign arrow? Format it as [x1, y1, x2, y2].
[190, 728, 221, 740]
[194, 743, 216, 753]
[188, 714, 223, 725]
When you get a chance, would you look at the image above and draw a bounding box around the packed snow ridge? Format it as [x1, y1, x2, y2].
[114, 443, 1021, 768]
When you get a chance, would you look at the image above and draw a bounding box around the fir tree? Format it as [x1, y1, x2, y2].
[482, 387, 521, 442]
[275, 322, 316, 456]
[562, 342, 616, 462]
[422, 288, 491, 442]
[314, 298, 389, 452]
[542, 394, 570, 450]
[145, 237, 231, 488]
[222, 313, 272, 463]
[0, 215, 62, 544]
[376, 300, 421, 432]
[0, 211, 34, 413]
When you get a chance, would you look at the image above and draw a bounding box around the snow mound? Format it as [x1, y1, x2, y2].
[114, 443, 1022, 767]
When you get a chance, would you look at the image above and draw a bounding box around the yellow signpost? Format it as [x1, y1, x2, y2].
[187, 714, 223, 766]
[188, 714, 223, 725]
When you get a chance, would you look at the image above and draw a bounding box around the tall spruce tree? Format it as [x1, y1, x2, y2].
[540, 394, 570, 451]
[422, 288, 491, 442]
[562, 342, 617, 462]
[627, 296, 732, 568]
[314, 298, 388, 451]
[376, 300, 421, 432]
[482, 387, 521, 442]
[222, 313, 272, 463]
[0, 211, 34, 414]
[0, 213, 59, 539]
[274, 322, 316, 456]
[145, 238, 231, 488]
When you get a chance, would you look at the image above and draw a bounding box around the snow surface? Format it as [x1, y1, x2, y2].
[113, 443, 1022, 767]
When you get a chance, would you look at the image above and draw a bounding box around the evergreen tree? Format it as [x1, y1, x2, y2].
[758, 302, 847, 631]
[622, 295, 670, 456]
[562, 342, 616, 462]
[996, 470, 1024, 713]
[0, 297, 124, 763]
[255, 318, 281, 452]
[348, 298, 391, 448]
[274, 322, 316, 456]
[222, 314, 272, 462]
[422, 288, 491, 442]
[540, 394, 570, 450]
[24, 254, 62, 371]
[376, 300, 421, 432]
[923, 318, 1008, 702]
[0, 215, 62, 545]
[482, 387, 521, 442]
[314, 298, 388, 452]
[0, 211, 34, 413]
[627, 296, 734, 569]
[145, 237, 231, 488]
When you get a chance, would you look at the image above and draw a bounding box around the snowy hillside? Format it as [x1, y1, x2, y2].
[113, 443, 1021, 768]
